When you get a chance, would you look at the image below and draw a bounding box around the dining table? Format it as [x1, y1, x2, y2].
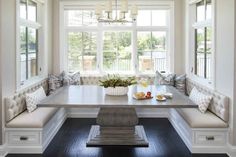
[38, 85, 197, 147]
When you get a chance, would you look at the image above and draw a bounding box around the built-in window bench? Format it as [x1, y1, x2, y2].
[3, 77, 229, 154]
[4, 80, 67, 154]
[169, 79, 229, 153]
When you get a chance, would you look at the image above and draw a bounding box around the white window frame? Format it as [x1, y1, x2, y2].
[188, 0, 216, 89]
[16, 0, 47, 90]
[60, 0, 174, 77]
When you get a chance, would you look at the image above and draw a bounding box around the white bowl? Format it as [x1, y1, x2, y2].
[104, 87, 129, 96]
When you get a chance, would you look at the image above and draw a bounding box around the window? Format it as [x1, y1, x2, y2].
[193, 0, 212, 80]
[63, 5, 172, 75]
[103, 32, 132, 72]
[18, 0, 43, 85]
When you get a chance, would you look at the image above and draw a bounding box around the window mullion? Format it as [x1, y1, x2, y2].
[204, 27, 207, 78]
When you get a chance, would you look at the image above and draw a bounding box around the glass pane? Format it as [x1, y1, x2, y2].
[197, 1, 205, 22]
[27, 28, 38, 78]
[196, 52, 205, 78]
[196, 28, 205, 77]
[137, 31, 167, 73]
[67, 10, 83, 26]
[137, 32, 153, 72]
[20, 0, 27, 19]
[68, 32, 82, 72]
[20, 26, 27, 82]
[206, 0, 212, 20]
[206, 27, 212, 79]
[82, 11, 97, 26]
[67, 10, 97, 26]
[152, 32, 167, 72]
[152, 32, 167, 51]
[28, 0, 37, 21]
[137, 10, 151, 26]
[103, 32, 131, 72]
[196, 28, 205, 52]
[82, 32, 97, 71]
[152, 10, 167, 26]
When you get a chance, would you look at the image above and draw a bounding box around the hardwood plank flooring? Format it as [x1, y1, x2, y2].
[7, 118, 228, 157]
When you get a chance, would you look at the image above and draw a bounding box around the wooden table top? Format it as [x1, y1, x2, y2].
[38, 85, 197, 108]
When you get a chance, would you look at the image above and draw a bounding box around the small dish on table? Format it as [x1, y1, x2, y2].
[156, 95, 167, 101]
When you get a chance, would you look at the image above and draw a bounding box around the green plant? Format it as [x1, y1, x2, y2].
[99, 75, 137, 88]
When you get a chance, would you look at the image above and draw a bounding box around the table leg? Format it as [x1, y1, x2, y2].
[86, 107, 149, 147]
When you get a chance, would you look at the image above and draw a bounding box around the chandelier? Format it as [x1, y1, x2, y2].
[95, 0, 138, 23]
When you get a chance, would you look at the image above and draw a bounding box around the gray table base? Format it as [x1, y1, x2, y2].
[86, 108, 149, 147]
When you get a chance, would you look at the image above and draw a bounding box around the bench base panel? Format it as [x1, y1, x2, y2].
[169, 109, 228, 153]
[5, 108, 67, 154]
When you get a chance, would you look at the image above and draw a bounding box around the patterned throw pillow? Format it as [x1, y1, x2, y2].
[174, 74, 186, 94]
[63, 72, 81, 86]
[189, 87, 212, 113]
[25, 87, 46, 113]
[48, 73, 64, 94]
[155, 71, 176, 86]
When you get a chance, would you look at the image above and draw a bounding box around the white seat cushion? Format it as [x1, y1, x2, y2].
[6, 107, 59, 128]
[176, 108, 228, 128]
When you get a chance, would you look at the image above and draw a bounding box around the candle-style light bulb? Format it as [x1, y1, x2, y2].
[121, 0, 128, 13]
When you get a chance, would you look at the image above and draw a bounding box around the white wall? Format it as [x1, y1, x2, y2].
[0, 0, 53, 145]
[174, 0, 185, 75]
[0, 0, 3, 145]
[215, 0, 235, 145]
[1, 0, 17, 145]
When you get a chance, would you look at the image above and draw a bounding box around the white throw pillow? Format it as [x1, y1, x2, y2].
[25, 87, 46, 113]
[189, 87, 212, 113]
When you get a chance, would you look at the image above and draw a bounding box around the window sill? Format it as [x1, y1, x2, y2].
[16, 76, 47, 93]
[188, 74, 214, 90]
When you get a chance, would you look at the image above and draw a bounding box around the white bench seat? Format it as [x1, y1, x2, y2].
[6, 107, 59, 128]
[176, 108, 228, 128]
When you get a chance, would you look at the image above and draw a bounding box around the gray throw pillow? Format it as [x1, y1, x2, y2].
[48, 73, 64, 94]
[174, 74, 186, 94]
[63, 71, 81, 86]
[155, 71, 176, 86]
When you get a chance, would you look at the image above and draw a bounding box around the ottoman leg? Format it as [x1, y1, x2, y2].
[86, 107, 149, 147]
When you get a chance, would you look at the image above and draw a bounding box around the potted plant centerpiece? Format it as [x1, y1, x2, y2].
[99, 75, 137, 96]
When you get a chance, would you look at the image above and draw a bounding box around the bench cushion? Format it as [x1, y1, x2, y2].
[6, 107, 58, 128]
[176, 108, 228, 128]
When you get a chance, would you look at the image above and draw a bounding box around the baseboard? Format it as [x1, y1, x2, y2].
[227, 144, 236, 157]
[6, 145, 42, 154]
[0, 145, 7, 157]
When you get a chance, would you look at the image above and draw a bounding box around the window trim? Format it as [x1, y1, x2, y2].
[60, 1, 174, 76]
[16, 0, 46, 90]
[188, 0, 216, 89]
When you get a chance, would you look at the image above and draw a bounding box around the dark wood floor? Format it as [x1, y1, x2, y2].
[7, 118, 228, 157]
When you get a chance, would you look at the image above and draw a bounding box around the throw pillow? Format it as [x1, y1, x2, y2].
[48, 72, 64, 94]
[189, 87, 212, 113]
[174, 74, 186, 94]
[155, 71, 176, 86]
[25, 87, 46, 113]
[63, 71, 81, 86]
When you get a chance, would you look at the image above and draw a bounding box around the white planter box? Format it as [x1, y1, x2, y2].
[104, 87, 128, 96]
